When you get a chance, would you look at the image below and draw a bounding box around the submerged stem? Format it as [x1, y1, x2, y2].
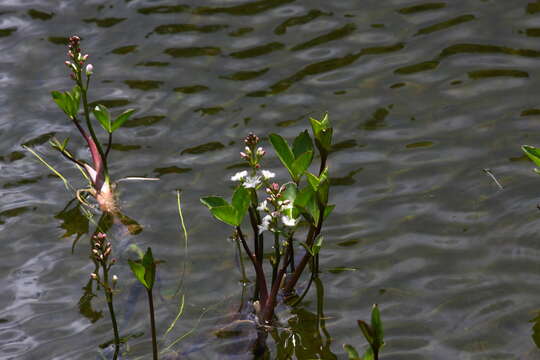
[147, 289, 158, 360]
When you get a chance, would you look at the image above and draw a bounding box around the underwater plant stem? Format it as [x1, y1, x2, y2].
[271, 232, 280, 286]
[237, 227, 268, 305]
[283, 211, 324, 296]
[248, 208, 260, 299]
[262, 247, 291, 323]
[236, 236, 248, 283]
[147, 289, 158, 360]
[103, 267, 120, 359]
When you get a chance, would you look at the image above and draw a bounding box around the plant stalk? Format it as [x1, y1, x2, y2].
[237, 227, 268, 305]
[147, 289, 158, 360]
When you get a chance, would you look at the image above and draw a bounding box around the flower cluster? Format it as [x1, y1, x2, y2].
[257, 182, 298, 234]
[65, 35, 93, 80]
[231, 132, 276, 189]
[90, 232, 118, 288]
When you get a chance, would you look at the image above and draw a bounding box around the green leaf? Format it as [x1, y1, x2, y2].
[295, 186, 319, 225]
[306, 172, 320, 190]
[371, 304, 384, 348]
[232, 186, 250, 225]
[128, 259, 148, 288]
[200, 196, 228, 208]
[323, 204, 335, 220]
[312, 235, 324, 255]
[343, 344, 360, 360]
[310, 113, 333, 152]
[51, 91, 70, 116]
[68, 86, 81, 117]
[281, 182, 298, 218]
[522, 145, 540, 168]
[112, 109, 136, 132]
[93, 105, 112, 133]
[362, 347, 374, 360]
[209, 205, 239, 226]
[269, 133, 295, 175]
[142, 247, 156, 289]
[292, 130, 313, 158]
[291, 150, 313, 180]
[357, 320, 374, 346]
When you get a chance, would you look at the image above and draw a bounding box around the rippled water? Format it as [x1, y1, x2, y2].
[3, 0, 540, 359]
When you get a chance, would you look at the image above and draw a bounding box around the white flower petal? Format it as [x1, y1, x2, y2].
[261, 170, 275, 180]
[281, 215, 298, 227]
[243, 175, 261, 188]
[257, 200, 268, 211]
[231, 170, 248, 182]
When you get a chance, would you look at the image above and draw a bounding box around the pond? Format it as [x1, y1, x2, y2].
[2, 0, 540, 359]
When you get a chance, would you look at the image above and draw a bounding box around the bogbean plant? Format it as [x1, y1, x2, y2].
[49, 36, 135, 213]
[201, 115, 334, 324]
[344, 305, 385, 360]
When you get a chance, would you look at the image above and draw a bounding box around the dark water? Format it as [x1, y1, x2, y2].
[3, 0, 540, 359]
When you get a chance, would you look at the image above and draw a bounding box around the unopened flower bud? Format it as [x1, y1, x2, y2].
[256, 147, 265, 156]
[110, 258, 117, 265]
[244, 146, 251, 154]
[104, 247, 111, 257]
[85, 64, 93, 75]
[240, 152, 248, 159]
[90, 273, 98, 280]
[82, 54, 89, 61]
[92, 249, 99, 256]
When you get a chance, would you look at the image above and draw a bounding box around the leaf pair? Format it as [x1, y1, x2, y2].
[309, 113, 333, 154]
[200, 186, 250, 227]
[93, 105, 135, 134]
[300, 234, 324, 256]
[522, 145, 540, 174]
[294, 171, 334, 225]
[52, 86, 81, 119]
[269, 131, 314, 183]
[344, 305, 384, 360]
[128, 247, 156, 290]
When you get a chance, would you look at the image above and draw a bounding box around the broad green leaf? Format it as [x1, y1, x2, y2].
[522, 145, 540, 168]
[291, 150, 313, 180]
[200, 196, 228, 208]
[343, 344, 360, 360]
[68, 86, 81, 117]
[306, 172, 320, 190]
[269, 133, 295, 174]
[142, 247, 155, 289]
[93, 105, 112, 133]
[371, 304, 384, 348]
[112, 109, 136, 132]
[52, 91, 70, 116]
[295, 186, 319, 225]
[292, 130, 313, 158]
[128, 260, 148, 288]
[210, 205, 239, 226]
[232, 186, 250, 224]
[318, 176, 330, 205]
[357, 320, 374, 345]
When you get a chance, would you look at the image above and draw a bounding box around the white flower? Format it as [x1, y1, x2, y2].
[85, 64, 93, 75]
[258, 214, 272, 234]
[281, 202, 293, 211]
[257, 200, 268, 211]
[281, 215, 299, 227]
[231, 170, 248, 182]
[243, 175, 261, 188]
[261, 170, 275, 180]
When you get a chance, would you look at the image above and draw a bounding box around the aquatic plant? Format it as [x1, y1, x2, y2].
[46, 35, 135, 213]
[343, 304, 385, 360]
[89, 232, 121, 359]
[201, 114, 334, 325]
[128, 247, 160, 360]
